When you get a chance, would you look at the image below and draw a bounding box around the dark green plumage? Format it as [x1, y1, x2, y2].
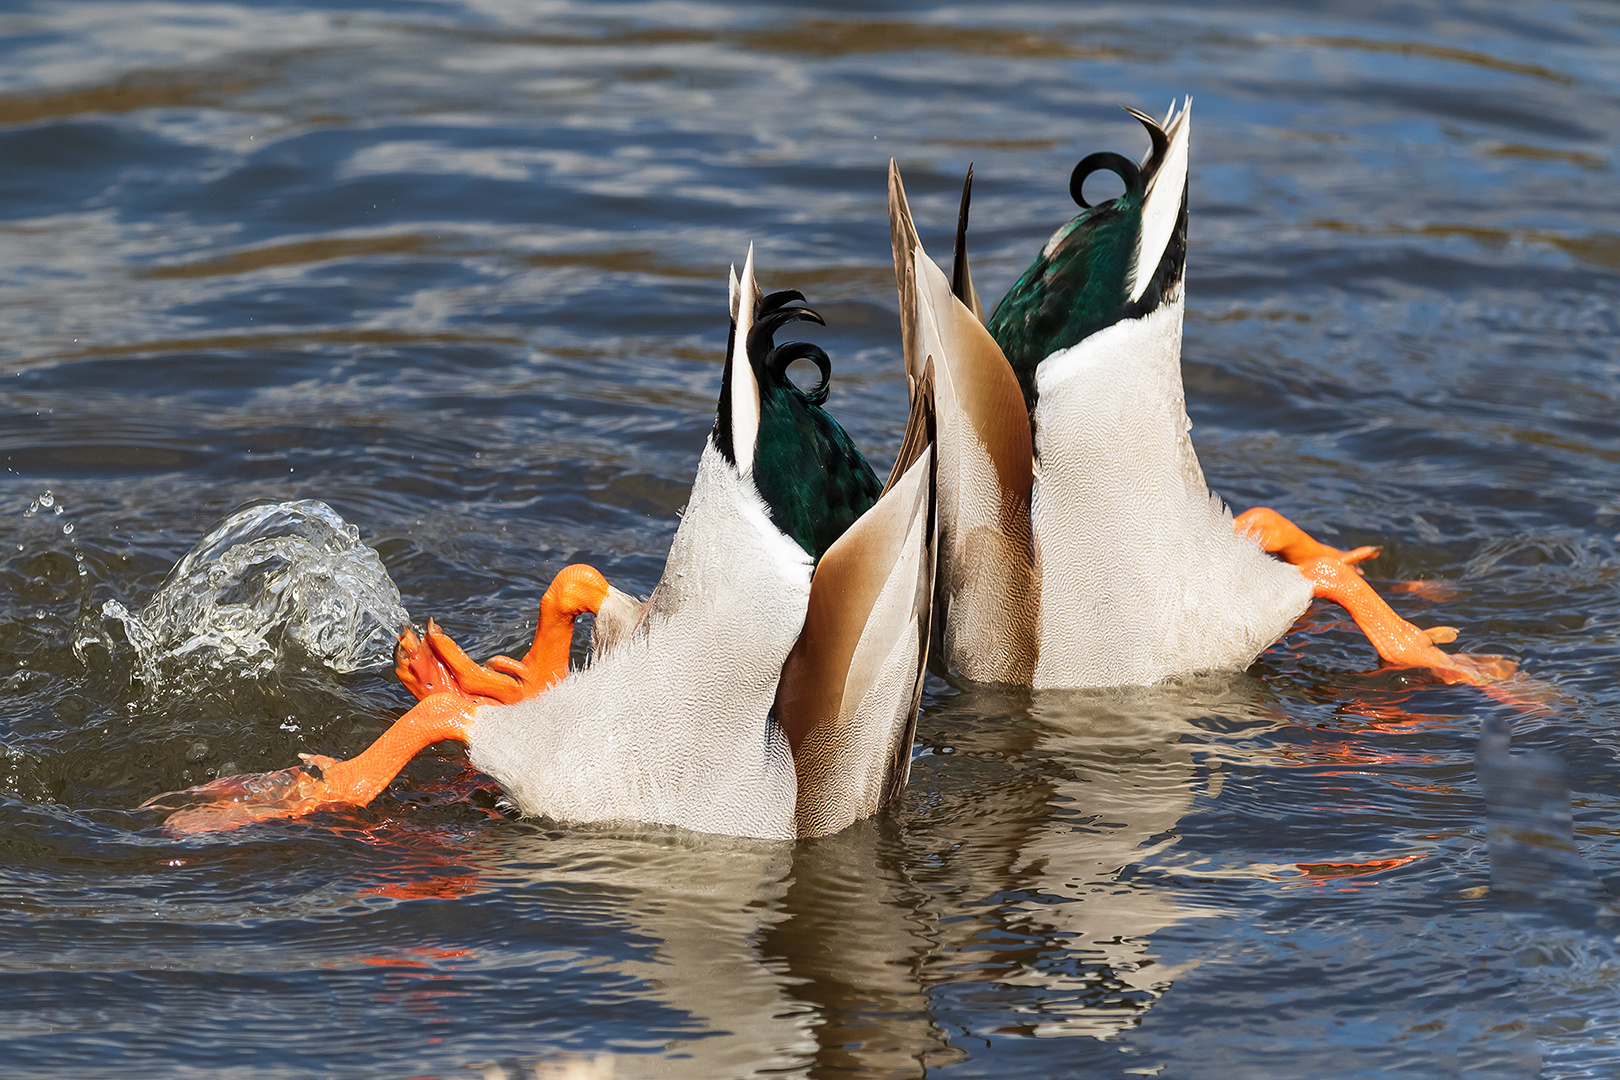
[713, 290, 881, 562]
[986, 156, 1144, 413]
[986, 140, 1188, 416]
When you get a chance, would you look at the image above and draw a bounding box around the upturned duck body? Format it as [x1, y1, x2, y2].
[462, 253, 936, 839]
[890, 101, 1509, 690]
[157, 249, 937, 841]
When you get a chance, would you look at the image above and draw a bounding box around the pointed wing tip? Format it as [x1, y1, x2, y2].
[738, 244, 762, 307]
[1168, 96, 1192, 131]
[1127, 97, 1191, 135]
[881, 356, 936, 496]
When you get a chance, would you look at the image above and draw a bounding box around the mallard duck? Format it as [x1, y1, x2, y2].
[154, 248, 937, 841]
[458, 250, 935, 839]
[889, 100, 1510, 690]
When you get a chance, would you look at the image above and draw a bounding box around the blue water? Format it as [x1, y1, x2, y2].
[2, 1, 1619, 1076]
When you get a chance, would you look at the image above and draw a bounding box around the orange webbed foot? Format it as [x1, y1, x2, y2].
[155, 565, 620, 836]
[144, 759, 337, 835]
[397, 620, 528, 703]
[147, 693, 480, 835]
[1300, 556, 1511, 687]
[475, 564, 613, 700]
[421, 621, 528, 704]
[393, 564, 614, 706]
[396, 624, 457, 701]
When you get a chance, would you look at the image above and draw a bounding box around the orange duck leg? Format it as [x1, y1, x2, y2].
[1299, 557, 1514, 687]
[1235, 507, 1511, 686]
[1234, 506, 1380, 569]
[149, 564, 612, 834]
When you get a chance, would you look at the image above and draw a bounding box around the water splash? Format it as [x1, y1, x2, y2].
[75, 500, 409, 682]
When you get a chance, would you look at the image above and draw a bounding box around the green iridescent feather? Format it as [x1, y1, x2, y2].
[986, 188, 1142, 414]
[714, 291, 880, 561]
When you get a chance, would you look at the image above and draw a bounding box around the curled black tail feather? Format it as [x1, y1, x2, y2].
[749, 289, 880, 561]
[759, 288, 808, 314]
[715, 288, 828, 468]
[710, 275, 880, 558]
[1123, 106, 1169, 172]
[767, 341, 831, 405]
[748, 298, 825, 369]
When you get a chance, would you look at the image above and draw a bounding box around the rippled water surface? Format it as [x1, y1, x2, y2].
[3, 1, 1620, 1076]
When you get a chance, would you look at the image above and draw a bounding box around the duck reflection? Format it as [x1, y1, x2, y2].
[334, 677, 1288, 1077]
[461, 826, 814, 1079]
[760, 676, 1288, 1067]
[892, 677, 1278, 1041]
[761, 820, 967, 1076]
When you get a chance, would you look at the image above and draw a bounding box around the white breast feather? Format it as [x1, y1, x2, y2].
[1030, 296, 1311, 688]
[467, 442, 810, 839]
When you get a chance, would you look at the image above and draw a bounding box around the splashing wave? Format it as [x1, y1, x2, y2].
[75, 500, 408, 682]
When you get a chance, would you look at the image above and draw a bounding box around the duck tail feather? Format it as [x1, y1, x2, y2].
[950, 164, 984, 322]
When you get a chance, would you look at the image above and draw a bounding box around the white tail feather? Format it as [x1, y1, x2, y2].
[728, 245, 762, 475]
[1127, 98, 1191, 304]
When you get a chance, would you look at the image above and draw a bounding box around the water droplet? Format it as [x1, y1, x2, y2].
[38, 492, 53, 509]
[61, 522, 74, 535]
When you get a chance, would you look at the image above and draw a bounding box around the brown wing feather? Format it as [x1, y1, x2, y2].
[913, 245, 1033, 529]
[911, 238, 1039, 684]
[776, 367, 937, 837]
[880, 448, 935, 812]
[888, 159, 925, 387]
[882, 360, 936, 497]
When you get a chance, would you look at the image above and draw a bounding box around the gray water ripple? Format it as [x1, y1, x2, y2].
[0, 0, 1618, 1075]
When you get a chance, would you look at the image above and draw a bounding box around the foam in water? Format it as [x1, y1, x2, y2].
[75, 500, 409, 681]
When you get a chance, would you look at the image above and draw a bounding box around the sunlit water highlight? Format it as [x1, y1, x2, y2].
[1, 1, 1619, 1077]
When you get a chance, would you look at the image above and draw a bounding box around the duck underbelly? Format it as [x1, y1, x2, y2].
[468, 444, 810, 840]
[1030, 298, 1311, 689]
[933, 399, 1039, 684]
[466, 638, 801, 840]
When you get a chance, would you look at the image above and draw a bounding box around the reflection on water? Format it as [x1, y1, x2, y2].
[416, 680, 1277, 1077]
[1, 0, 1618, 1075]
[1478, 717, 1620, 1079]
